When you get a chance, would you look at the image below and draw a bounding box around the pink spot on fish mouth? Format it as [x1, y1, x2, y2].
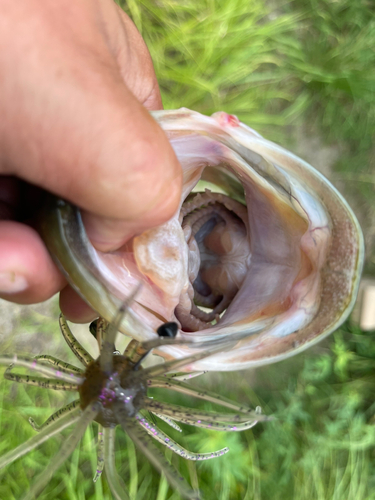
[213, 112, 240, 127]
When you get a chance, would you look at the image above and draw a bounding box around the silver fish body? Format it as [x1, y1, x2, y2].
[41, 108, 364, 371]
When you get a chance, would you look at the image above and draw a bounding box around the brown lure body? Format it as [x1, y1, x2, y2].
[78, 356, 147, 427]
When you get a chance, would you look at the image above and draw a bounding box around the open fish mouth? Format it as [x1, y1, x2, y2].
[41, 108, 364, 371]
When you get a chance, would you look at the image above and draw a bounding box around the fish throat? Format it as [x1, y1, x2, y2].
[176, 191, 251, 331]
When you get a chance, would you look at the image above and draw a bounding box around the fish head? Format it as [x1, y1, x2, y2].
[41, 108, 364, 371]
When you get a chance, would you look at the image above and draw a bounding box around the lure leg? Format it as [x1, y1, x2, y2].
[34, 354, 84, 374]
[163, 417, 260, 432]
[171, 372, 207, 381]
[146, 403, 264, 431]
[23, 402, 99, 500]
[103, 427, 130, 500]
[4, 366, 78, 391]
[100, 285, 140, 375]
[124, 339, 148, 364]
[29, 400, 80, 431]
[153, 413, 182, 432]
[136, 328, 263, 380]
[93, 424, 105, 483]
[113, 402, 200, 500]
[0, 355, 83, 385]
[59, 314, 94, 366]
[137, 413, 229, 461]
[0, 407, 81, 470]
[149, 377, 255, 414]
[90, 317, 110, 351]
[144, 399, 261, 424]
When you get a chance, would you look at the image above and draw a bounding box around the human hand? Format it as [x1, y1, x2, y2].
[0, 0, 182, 321]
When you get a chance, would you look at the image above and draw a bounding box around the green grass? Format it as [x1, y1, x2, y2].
[249, 323, 375, 500]
[119, 0, 303, 131]
[1, 313, 375, 500]
[119, 0, 375, 141]
[1, 0, 375, 498]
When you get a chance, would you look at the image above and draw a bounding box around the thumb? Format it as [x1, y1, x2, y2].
[1, 50, 182, 252]
[79, 92, 183, 250]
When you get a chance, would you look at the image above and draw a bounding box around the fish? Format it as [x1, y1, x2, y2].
[40, 108, 364, 372]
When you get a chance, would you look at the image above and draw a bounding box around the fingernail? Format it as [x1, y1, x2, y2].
[0, 271, 28, 294]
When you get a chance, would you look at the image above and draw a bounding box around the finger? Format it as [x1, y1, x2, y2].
[113, 7, 163, 111]
[0, 175, 22, 220]
[1, 7, 182, 252]
[0, 221, 66, 303]
[59, 285, 98, 323]
[3, 86, 181, 251]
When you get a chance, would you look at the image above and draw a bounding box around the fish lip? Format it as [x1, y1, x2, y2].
[39, 109, 364, 371]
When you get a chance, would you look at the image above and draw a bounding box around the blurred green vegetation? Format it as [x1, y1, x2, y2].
[2, 313, 375, 500]
[1, 0, 375, 499]
[120, 0, 375, 144]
